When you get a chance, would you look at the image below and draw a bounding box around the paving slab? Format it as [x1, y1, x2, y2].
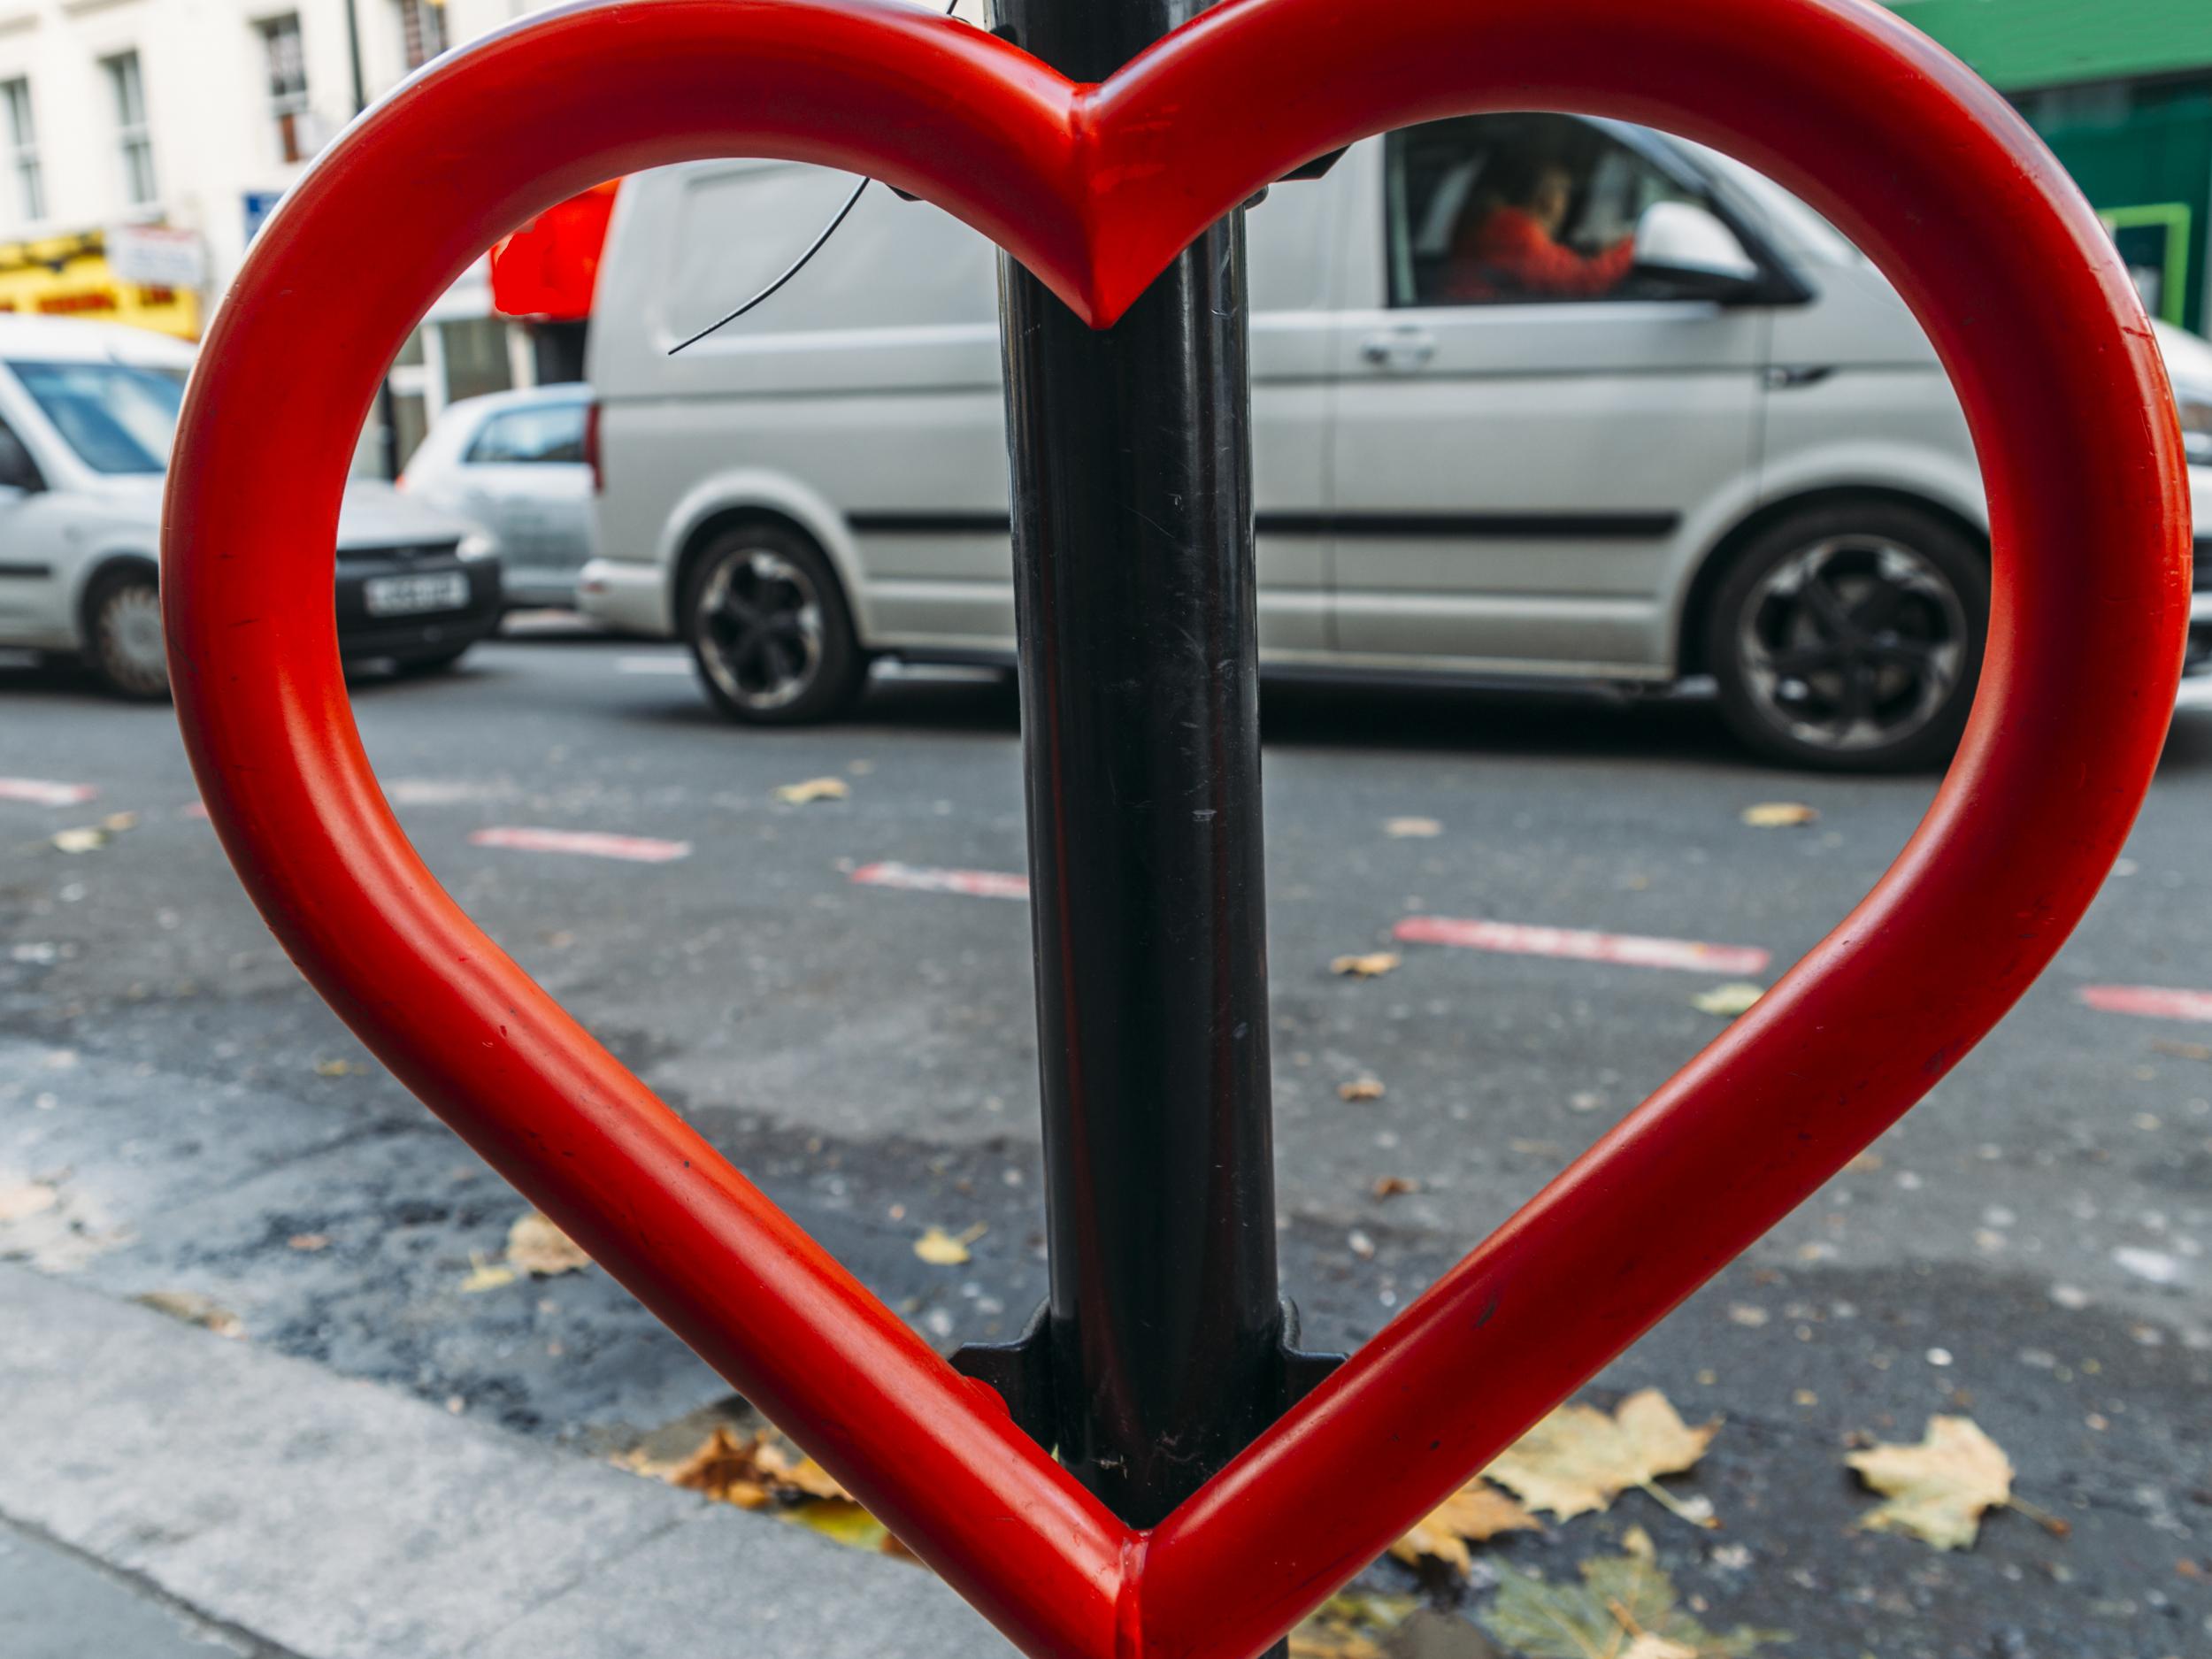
[0, 1265, 1013, 1659]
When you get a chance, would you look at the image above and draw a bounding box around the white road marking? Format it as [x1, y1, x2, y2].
[850, 861, 1031, 901]
[0, 779, 96, 807]
[2078, 984, 2212, 1023]
[469, 826, 692, 864]
[1394, 915, 1771, 975]
[2175, 677, 2212, 710]
[617, 656, 693, 676]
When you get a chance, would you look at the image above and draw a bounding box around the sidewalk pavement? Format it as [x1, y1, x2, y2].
[0, 1264, 1018, 1659]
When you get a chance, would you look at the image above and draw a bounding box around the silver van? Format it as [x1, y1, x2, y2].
[580, 111, 2212, 769]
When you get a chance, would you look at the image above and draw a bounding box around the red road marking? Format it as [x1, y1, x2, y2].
[0, 779, 96, 807]
[2078, 984, 2212, 1023]
[851, 861, 1031, 901]
[470, 826, 691, 864]
[1394, 915, 1771, 975]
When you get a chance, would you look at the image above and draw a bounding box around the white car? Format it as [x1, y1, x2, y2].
[0, 315, 504, 698]
[580, 112, 2212, 771]
[399, 385, 596, 611]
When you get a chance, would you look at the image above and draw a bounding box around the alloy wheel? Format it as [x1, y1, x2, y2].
[695, 548, 826, 714]
[1736, 536, 1967, 756]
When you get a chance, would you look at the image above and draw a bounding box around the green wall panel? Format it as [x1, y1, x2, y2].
[1888, 0, 2212, 92]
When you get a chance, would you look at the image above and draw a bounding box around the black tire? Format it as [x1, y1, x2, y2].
[83, 565, 170, 701]
[682, 523, 861, 725]
[1708, 502, 1986, 772]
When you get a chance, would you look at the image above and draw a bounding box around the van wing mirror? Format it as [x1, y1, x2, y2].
[1632, 201, 1763, 301]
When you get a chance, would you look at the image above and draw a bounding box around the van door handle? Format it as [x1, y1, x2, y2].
[1359, 326, 1437, 371]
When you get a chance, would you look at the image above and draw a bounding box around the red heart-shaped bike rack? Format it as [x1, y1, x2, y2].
[165, 0, 2190, 1654]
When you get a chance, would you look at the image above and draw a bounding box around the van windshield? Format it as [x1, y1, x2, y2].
[8, 359, 186, 474]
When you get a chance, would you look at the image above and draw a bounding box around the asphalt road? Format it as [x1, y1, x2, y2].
[3, 630, 2208, 1659]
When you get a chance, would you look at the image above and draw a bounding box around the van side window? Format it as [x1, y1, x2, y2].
[1386, 114, 1701, 307]
[466, 403, 586, 465]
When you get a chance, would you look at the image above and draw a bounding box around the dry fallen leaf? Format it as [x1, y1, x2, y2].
[313, 1057, 359, 1078]
[1485, 1389, 1720, 1528]
[1480, 1545, 1783, 1659]
[1371, 1175, 1421, 1200]
[50, 826, 109, 854]
[1740, 802, 1817, 828]
[1332, 951, 1401, 979]
[775, 777, 850, 805]
[1847, 1415, 2013, 1549]
[1691, 983, 1764, 1018]
[0, 1180, 59, 1224]
[1390, 1477, 1540, 1573]
[134, 1290, 243, 1339]
[913, 1223, 986, 1266]
[506, 1211, 592, 1277]
[1384, 817, 1443, 839]
[1288, 1593, 1417, 1658]
[459, 1252, 518, 1294]
[2151, 1038, 2212, 1063]
[648, 1425, 911, 1553]
[101, 811, 138, 833]
[1338, 1078, 1386, 1102]
[287, 1233, 330, 1252]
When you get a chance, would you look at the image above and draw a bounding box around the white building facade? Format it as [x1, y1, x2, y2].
[0, 0, 570, 467]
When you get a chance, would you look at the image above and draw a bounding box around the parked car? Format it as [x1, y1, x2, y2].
[580, 112, 2212, 770]
[399, 384, 595, 610]
[0, 316, 503, 699]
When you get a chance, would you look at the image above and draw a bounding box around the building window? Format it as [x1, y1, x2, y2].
[103, 51, 156, 208]
[397, 0, 446, 73]
[259, 14, 311, 165]
[0, 80, 42, 223]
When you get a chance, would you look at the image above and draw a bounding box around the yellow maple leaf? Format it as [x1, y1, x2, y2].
[1389, 1477, 1540, 1573]
[1847, 1416, 2013, 1549]
[506, 1211, 592, 1277]
[1486, 1389, 1720, 1527]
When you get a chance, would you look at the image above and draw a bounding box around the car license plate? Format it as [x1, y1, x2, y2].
[364, 571, 469, 618]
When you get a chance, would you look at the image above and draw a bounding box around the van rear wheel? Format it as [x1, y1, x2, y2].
[683, 525, 861, 725]
[1709, 502, 1985, 772]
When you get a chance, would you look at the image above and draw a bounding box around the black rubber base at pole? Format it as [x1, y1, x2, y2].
[987, 0, 1286, 1540]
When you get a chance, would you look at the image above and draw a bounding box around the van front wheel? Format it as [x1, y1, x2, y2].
[1708, 503, 1986, 772]
[683, 526, 861, 725]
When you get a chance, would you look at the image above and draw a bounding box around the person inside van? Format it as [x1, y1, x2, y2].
[1445, 151, 1635, 302]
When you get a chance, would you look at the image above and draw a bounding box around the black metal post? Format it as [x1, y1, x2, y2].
[988, 0, 1284, 1533]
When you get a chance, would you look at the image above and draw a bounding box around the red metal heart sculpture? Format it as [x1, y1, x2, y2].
[163, 0, 2189, 1654]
